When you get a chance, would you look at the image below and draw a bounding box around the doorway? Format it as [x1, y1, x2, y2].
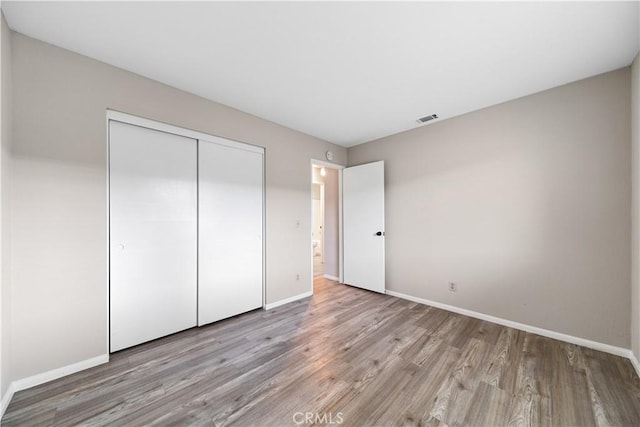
[312, 181, 324, 276]
[311, 163, 341, 284]
[309, 159, 385, 295]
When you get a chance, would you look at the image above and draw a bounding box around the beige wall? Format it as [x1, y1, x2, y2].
[0, 12, 12, 398]
[349, 68, 631, 348]
[10, 32, 346, 381]
[632, 53, 639, 359]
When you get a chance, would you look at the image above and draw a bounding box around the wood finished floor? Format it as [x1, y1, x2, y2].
[4, 278, 640, 426]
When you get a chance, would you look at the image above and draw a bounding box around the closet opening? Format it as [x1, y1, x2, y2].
[107, 110, 264, 353]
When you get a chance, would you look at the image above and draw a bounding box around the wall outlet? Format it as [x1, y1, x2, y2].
[449, 282, 457, 292]
[296, 274, 300, 281]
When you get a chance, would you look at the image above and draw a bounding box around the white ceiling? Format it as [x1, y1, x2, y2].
[2, 1, 639, 147]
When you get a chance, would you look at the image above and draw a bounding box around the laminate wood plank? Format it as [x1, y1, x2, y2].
[337, 325, 427, 397]
[52, 382, 163, 427]
[583, 353, 640, 425]
[310, 330, 441, 424]
[412, 306, 451, 333]
[445, 316, 484, 349]
[209, 302, 380, 426]
[472, 318, 504, 346]
[540, 341, 596, 426]
[482, 327, 512, 389]
[506, 333, 553, 427]
[461, 381, 510, 427]
[3, 278, 640, 426]
[183, 346, 327, 426]
[505, 354, 544, 427]
[224, 361, 349, 427]
[390, 345, 463, 426]
[405, 316, 463, 367]
[494, 328, 528, 394]
[110, 363, 241, 426]
[427, 338, 493, 425]
[333, 358, 418, 427]
[583, 362, 615, 426]
[1, 405, 57, 427]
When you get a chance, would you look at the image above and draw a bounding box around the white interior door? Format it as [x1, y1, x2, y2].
[343, 161, 385, 293]
[109, 121, 197, 352]
[198, 140, 263, 326]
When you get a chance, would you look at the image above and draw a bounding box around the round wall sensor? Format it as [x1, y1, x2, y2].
[326, 151, 334, 161]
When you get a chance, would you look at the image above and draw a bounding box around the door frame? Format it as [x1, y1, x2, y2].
[106, 110, 266, 353]
[310, 160, 344, 294]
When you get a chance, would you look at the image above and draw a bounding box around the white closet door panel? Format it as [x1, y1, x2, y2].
[199, 141, 263, 326]
[110, 121, 197, 352]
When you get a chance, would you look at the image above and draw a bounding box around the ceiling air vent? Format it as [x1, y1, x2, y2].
[416, 114, 438, 124]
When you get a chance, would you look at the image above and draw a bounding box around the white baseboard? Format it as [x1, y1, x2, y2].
[1, 382, 15, 418]
[323, 274, 340, 282]
[12, 354, 109, 395]
[265, 291, 313, 310]
[1, 354, 108, 417]
[630, 352, 640, 379]
[386, 290, 631, 358]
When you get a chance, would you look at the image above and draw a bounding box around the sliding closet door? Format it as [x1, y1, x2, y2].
[198, 140, 263, 326]
[109, 121, 197, 352]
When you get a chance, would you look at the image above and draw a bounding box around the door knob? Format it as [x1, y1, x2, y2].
[375, 231, 383, 236]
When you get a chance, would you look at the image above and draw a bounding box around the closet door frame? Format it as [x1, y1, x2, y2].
[106, 110, 266, 353]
